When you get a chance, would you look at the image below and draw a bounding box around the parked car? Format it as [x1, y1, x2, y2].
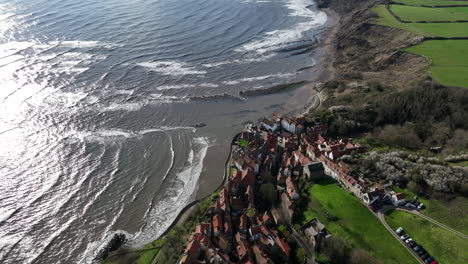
[418, 250, 427, 256]
[401, 234, 410, 240]
[413, 245, 422, 252]
[425, 257, 435, 263]
[421, 253, 429, 260]
[418, 203, 425, 209]
[405, 238, 413, 244]
[415, 201, 421, 207]
[408, 241, 416, 247]
[396, 227, 404, 235]
[368, 205, 377, 212]
[430, 261, 438, 264]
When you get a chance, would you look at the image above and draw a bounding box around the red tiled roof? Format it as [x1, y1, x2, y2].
[275, 236, 290, 256]
[185, 238, 201, 259]
[241, 169, 256, 186]
[249, 225, 262, 236]
[394, 192, 406, 200]
[213, 214, 223, 232]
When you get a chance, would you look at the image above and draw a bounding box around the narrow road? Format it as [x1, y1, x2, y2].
[278, 203, 316, 264]
[291, 228, 316, 264]
[375, 209, 425, 264]
[396, 208, 468, 240]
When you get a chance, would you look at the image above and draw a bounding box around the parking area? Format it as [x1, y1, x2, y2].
[395, 227, 440, 264]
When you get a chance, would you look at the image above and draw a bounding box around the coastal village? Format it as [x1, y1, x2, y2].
[179, 112, 409, 264]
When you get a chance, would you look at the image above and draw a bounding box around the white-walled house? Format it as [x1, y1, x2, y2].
[391, 193, 406, 206]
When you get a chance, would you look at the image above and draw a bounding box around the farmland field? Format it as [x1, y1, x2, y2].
[373, 6, 468, 37]
[408, 22, 468, 37]
[385, 210, 468, 264]
[405, 40, 468, 87]
[296, 179, 417, 264]
[390, 5, 468, 21]
[393, 0, 468, 7]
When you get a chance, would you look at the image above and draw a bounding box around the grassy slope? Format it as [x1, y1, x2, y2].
[298, 179, 417, 264]
[135, 239, 166, 264]
[385, 210, 468, 264]
[392, 186, 468, 234]
[390, 5, 468, 21]
[393, 0, 468, 7]
[405, 40, 468, 87]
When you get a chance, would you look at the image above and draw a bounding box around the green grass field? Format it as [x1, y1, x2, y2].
[390, 5, 468, 22]
[405, 40, 468, 88]
[385, 210, 468, 264]
[372, 6, 468, 37]
[373, 5, 419, 33]
[238, 139, 249, 147]
[393, 0, 468, 7]
[297, 179, 417, 264]
[409, 22, 468, 37]
[392, 186, 468, 234]
[373, 5, 468, 88]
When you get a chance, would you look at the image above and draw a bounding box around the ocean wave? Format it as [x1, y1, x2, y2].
[79, 230, 132, 264]
[131, 136, 210, 246]
[222, 72, 296, 85]
[49, 40, 117, 49]
[137, 61, 206, 76]
[236, 0, 327, 54]
[156, 82, 218, 90]
[201, 53, 276, 68]
[65, 127, 196, 143]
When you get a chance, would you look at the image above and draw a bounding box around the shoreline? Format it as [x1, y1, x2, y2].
[153, 1, 341, 247]
[106, 3, 343, 261]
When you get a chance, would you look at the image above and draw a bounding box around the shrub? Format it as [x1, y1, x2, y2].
[373, 123, 422, 149]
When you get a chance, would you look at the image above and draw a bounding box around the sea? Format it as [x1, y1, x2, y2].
[0, 0, 327, 263]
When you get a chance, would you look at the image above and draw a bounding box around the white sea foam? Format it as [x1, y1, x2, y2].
[66, 127, 196, 143]
[137, 61, 206, 76]
[201, 53, 276, 68]
[103, 102, 145, 112]
[50, 40, 117, 49]
[236, 0, 327, 54]
[131, 136, 210, 246]
[222, 72, 296, 85]
[156, 82, 218, 90]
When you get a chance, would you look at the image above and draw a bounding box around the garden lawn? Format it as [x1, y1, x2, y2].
[297, 179, 417, 264]
[390, 5, 468, 21]
[385, 210, 468, 264]
[135, 239, 166, 264]
[405, 40, 468, 88]
[393, 0, 468, 7]
[238, 139, 249, 147]
[392, 186, 468, 234]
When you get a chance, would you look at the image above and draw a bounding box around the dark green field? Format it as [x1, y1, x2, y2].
[297, 179, 417, 264]
[385, 210, 468, 264]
